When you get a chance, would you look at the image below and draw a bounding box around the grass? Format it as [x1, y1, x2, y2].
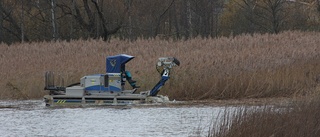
[0, 31, 320, 100]
[210, 96, 320, 137]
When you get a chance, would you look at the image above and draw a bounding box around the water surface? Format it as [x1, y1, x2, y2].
[0, 100, 234, 137]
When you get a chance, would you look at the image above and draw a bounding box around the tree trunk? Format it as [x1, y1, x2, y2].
[91, 0, 122, 40]
[153, 0, 174, 37]
[0, 1, 29, 42]
[126, 0, 133, 40]
[51, 0, 58, 40]
[0, 1, 3, 42]
[20, 0, 24, 42]
[186, 0, 192, 38]
[173, 1, 180, 39]
[317, 0, 320, 13]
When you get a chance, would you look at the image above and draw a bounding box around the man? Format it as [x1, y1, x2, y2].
[123, 70, 140, 89]
[120, 63, 140, 89]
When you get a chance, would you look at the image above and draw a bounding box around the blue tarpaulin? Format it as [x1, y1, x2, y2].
[106, 54, 134, 73]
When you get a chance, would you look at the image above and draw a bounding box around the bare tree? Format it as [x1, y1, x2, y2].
[51, 0, 58, 40]
[125, 0, 133, 40]
[236, 0, 258, 33]
[0, 1, 3, 42]
[172, 1, 181, 39]
[235, 0, 288, 34]
[186, 0, 193, 38]
[318, 0, 320, 12]
[0, 0, 318, 43]
[20, 0, 24, 42]
[0, 0, 29, 43]
[262, 0, 287, 33]
[153, 0, 175, 37]
[65, 0, 124, 40]
[91, 0, 123, 40]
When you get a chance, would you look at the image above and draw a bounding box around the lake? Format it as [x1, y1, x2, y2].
[0, 100, 238, 137]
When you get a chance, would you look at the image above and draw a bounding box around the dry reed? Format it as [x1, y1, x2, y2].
[211, 97, 320, 137]
[0, 31, 320, 100]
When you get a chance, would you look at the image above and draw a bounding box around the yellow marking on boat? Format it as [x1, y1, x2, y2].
[56, 100, 66, 103]
[91, 79, 96, 85]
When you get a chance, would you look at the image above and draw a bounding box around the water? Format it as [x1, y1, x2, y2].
[0, 100, 235, 137]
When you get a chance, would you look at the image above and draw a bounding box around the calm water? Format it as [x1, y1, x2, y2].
[0, 100, 236, 137]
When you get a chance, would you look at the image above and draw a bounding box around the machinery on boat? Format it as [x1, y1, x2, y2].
[43, 54, 180, 107]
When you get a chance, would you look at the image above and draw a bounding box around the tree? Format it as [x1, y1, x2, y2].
[91, 0, 123, 40]
[0, 0, 319, 44]
[219, 0, 252, 36]
[0, 1, 3, 42]
[221, 0, 292, 35]
[153, 0, 175, 37]
[0, 0, 29, 43]
[51, 0, 58, 40]
[257, 0, 288, 33]
[68, 0, 125, 40]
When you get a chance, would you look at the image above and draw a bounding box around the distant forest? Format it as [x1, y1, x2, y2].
[0, 0, 319, 44]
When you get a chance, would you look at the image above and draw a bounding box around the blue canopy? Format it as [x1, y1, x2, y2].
[106, 54, 134, 73]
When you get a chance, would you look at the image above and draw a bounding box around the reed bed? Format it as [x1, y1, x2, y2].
[0, 31, 320, 100]
[211, 97, 320, 137]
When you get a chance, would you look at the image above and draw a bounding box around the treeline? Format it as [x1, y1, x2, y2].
[0, 0, 319, 44]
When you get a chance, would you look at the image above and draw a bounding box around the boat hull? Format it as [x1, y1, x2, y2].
[44, 94, 169, 107]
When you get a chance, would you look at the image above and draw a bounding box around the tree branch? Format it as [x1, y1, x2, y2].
[154, 0, 175, 37]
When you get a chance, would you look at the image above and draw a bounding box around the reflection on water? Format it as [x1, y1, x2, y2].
[0, 100, 235, 137]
